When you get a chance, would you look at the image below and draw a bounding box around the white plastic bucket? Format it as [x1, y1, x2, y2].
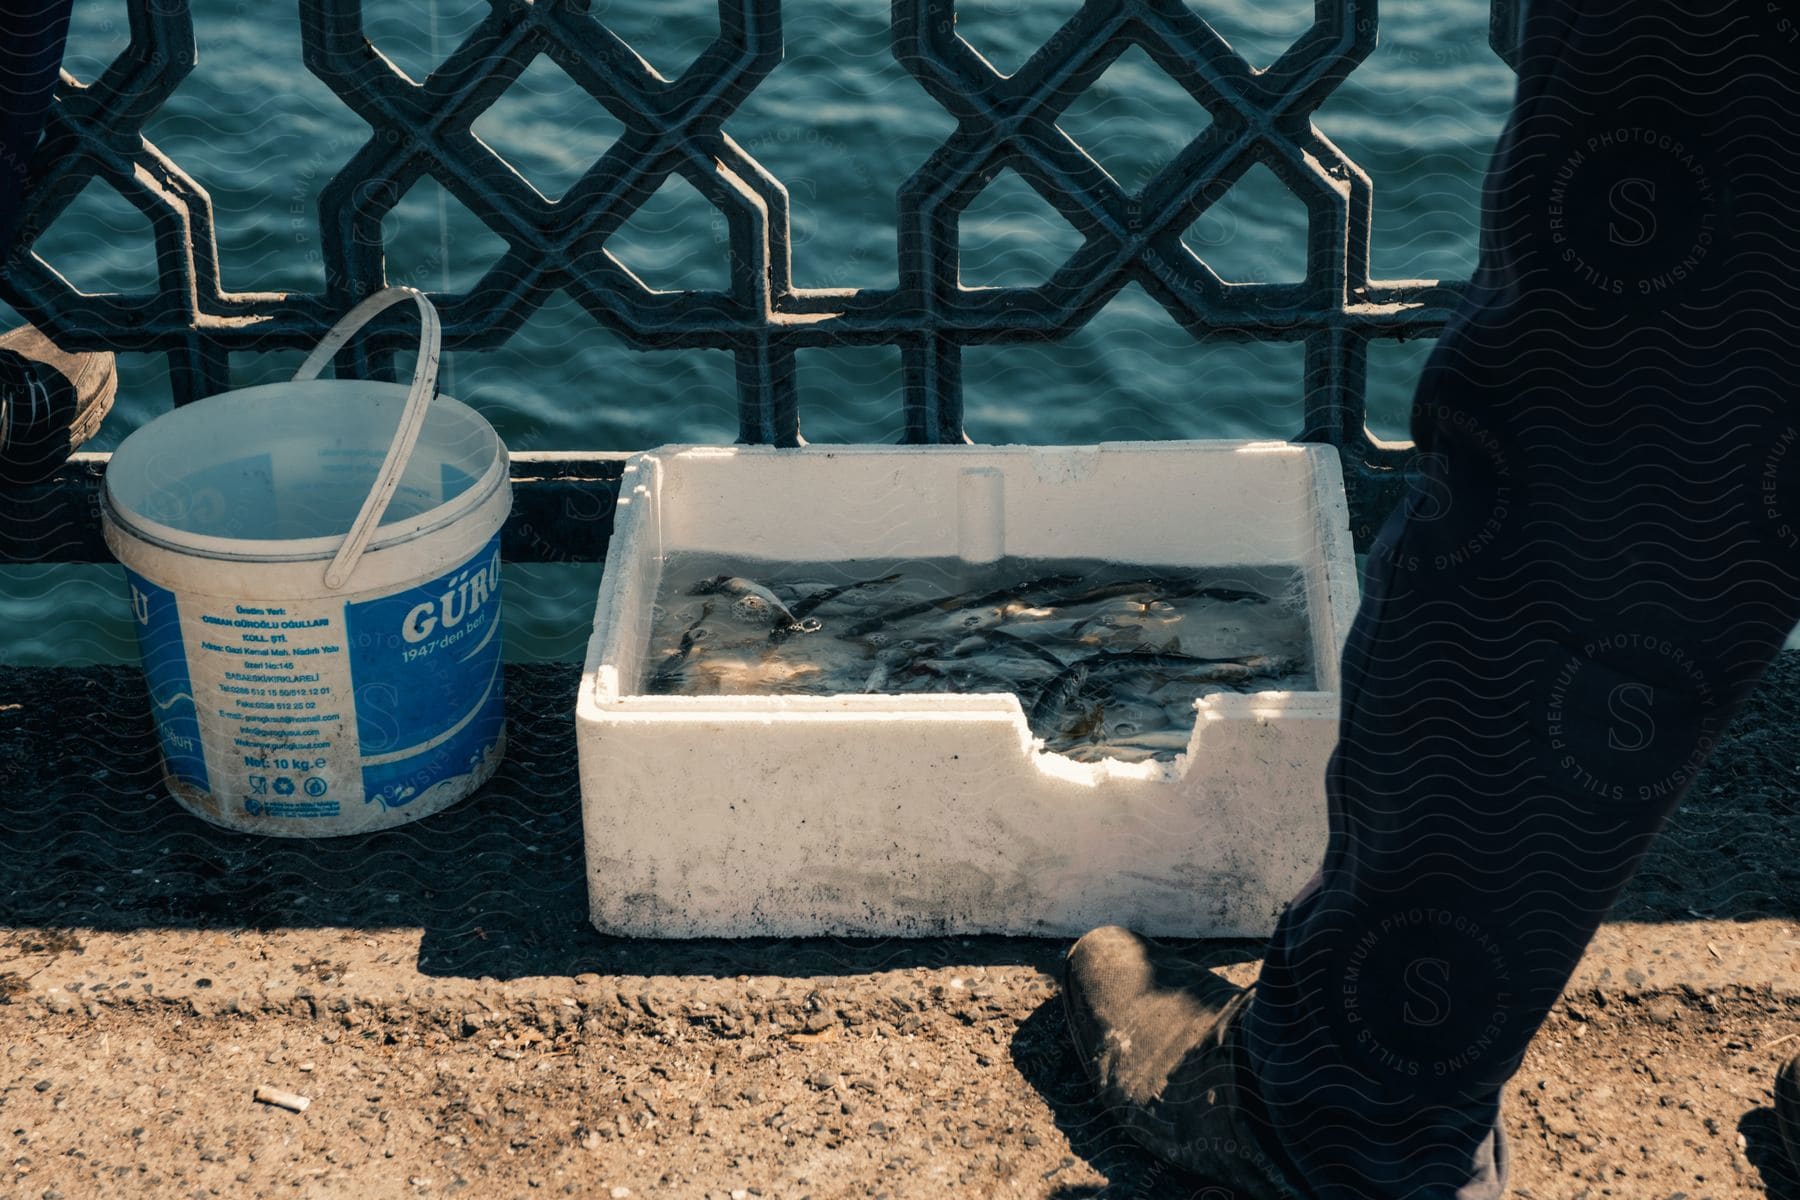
[101, 287, 511, 836]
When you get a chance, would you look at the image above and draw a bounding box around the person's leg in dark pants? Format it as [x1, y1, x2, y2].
[0, 0, 75, 253]
[0, 0, 116, 484]
[1068, 2, 1800, 1196]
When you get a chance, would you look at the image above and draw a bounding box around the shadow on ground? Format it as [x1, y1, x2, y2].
[2, 657, 1797, 980]
[1742, 1107, 1800, 1200]
[0, 664, 1270, 980]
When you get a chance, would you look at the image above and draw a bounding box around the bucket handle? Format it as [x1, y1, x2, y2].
[292, 286, 444, 591]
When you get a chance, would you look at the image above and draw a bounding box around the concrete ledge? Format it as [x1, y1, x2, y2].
[5, 919, 1795, 1031]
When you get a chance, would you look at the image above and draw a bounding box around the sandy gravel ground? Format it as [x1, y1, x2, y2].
[1, 953, 1795, 1199]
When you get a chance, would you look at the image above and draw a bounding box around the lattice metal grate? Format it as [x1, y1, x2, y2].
[1, 0, 1524, 553]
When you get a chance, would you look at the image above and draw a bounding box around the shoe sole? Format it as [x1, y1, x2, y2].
[0, 326, 117, 487]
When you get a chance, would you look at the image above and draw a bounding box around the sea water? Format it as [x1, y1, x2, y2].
[1, 0, 1511, 667]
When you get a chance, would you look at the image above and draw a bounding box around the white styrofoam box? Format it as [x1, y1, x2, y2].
[576, 441, 1359, 938]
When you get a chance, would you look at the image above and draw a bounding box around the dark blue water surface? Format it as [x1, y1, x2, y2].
[1, 0, 1511, 662]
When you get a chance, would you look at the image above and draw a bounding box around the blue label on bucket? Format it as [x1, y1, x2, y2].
[125, 570, 210, 792]
[345, 530, 505, 810]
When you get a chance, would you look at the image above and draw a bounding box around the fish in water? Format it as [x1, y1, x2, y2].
[1061, 701, 1108, 743]
[1029, 649, 1281, 730]
[838, 574, 1083, 639]
[786, 573, 903, 622]
[950, 627, 1067, 671]
[648, 601, 714, 693]
[771, 572, 902, 644]
[649, 555, 1312, 763]
[1052, 578, 1272, 610]
[690, 575, 799, 629]
[1123, 729, 1195, 752]
[1029, 659, 1094, 728]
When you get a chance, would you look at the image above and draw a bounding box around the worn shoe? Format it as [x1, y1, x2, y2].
[1778, 1052, 1800, 1172]
[0, 324, 116, 487]
[1062, 925, 1306, 1198]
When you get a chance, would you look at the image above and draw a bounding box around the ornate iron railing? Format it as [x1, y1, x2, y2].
[1, 0, 1525, 562]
